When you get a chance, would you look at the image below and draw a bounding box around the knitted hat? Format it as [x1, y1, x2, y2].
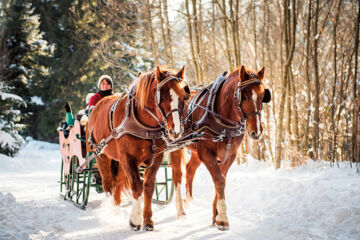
[98, 75, 113, 88]
[85, 93, 95, 105]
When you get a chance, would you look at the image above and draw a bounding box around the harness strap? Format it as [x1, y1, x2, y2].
[77, 133, 115, 173]
[141, 138, 157, 170]
[193, 102, 241, 127]
[127, 91, 165, 128]
[109, 93, 126, 131]
[218, 136, 232, 165]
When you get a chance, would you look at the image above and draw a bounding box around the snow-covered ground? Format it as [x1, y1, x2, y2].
[0, 140, 359, 240]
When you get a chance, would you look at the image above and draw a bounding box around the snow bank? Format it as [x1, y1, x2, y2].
[0, 139, 59, 173]
[191, 158, 360, 240]
[0, 140, 359, 240]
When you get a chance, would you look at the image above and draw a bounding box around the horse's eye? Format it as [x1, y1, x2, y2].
[242, 95, 247, 101]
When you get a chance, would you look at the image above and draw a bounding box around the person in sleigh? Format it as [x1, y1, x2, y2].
[64, 75, 113, 127]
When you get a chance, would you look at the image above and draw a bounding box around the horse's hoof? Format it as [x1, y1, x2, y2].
[216, 221, 229, 231]
[183, 194, 193, 209]
[144, 223, 154, 231]
[177, 209, 186, 218]
[129, 220, 141, 231]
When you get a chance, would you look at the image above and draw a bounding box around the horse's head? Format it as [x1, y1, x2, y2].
[236, 65, 271, 140]
[134, 67, 190, 140]
[153, 66, 190, 140]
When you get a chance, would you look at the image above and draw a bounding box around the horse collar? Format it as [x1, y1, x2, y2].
[109, 92, 166, 141]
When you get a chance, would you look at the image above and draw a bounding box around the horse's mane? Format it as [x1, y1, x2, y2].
[133, 70, 156, 109]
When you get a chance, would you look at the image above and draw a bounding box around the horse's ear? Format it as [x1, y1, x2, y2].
[258, 67, 265, 80]
[239, 65, 246, 81]
[156, 66, 166, 82]
[176, 66, 185, 79]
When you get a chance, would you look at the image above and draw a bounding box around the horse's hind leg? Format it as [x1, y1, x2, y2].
[96, 154, 113, 195]
[171, 149, 186, 216]
[184, 151, 201, 207]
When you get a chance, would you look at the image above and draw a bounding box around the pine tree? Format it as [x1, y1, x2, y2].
[29, 0, 149, 140]
[0, 38, 26, 156]
[1, 0, 52, 140]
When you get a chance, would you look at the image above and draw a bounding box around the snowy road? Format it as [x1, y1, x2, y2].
[1, 140, 360, 240]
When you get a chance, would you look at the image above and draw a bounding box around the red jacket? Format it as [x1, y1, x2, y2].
[88, 92, 102, 109]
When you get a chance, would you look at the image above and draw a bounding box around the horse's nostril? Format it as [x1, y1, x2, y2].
[169, 129, 174, 135]
[251, 132, 256, 137]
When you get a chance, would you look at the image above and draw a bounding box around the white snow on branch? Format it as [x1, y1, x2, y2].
[30, 96, 44, 106]
[0, 92, 26, 106]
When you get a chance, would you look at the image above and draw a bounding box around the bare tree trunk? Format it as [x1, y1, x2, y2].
[192, 0, 204, 83]
[163, 0, 174, 66]
[253, 0, 257, 69]
[235, 0, 241, 65]
[212, 0, 217, 77]
[312, 0, 320, 160]
[158, 0, 168, 65]
[352, 0, 360, 168]
[276, 0, 296, 169]
[229, 0, 239, 67]
[330, 0, 341, 165]
[145, 0, 159, 66]
[265, 1, 275, 163]
[198, 0, 207, 82]
[287, 71, 292, 166]
[217, 0, 233, 71]
[305, 0, 312, 158]
[185, 0, 199, 82]
[291, 67, 300, 152]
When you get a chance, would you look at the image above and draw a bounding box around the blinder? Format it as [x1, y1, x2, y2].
[263, 89, 271, 103]
[233, 77, 271, 120]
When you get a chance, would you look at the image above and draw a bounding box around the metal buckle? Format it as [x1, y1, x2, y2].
[152, 145, 156, 152]
[226, 143, 231, 150]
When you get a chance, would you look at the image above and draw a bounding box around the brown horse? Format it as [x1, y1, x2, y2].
[170, 65, 271, 230]
[88, 66, 190, 231]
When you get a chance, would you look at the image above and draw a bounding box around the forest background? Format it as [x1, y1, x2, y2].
[0, 0, 359, 169]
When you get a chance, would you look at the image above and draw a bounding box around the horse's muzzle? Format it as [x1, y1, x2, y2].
[168, 129, 182, 141]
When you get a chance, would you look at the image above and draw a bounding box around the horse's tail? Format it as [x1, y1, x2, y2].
[111, 159, 131, 195]
[110, 160, 119, 181]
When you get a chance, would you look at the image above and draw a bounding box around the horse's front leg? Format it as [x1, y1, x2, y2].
[171, 149, 186, 216]
[197, 146, 230, 231]
[122, 155, 143, 231]
[142, 155, 163, 231]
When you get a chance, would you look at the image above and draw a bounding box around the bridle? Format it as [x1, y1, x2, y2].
[151, 75, 188, 137]
[233, 72, 264, 120]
